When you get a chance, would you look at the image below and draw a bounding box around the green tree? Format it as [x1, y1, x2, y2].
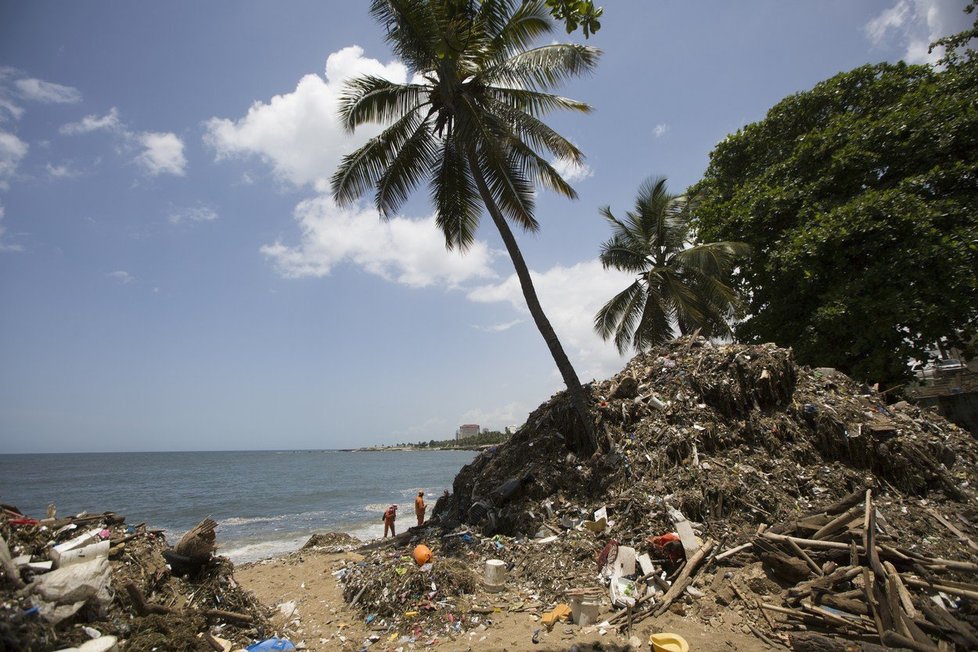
[693, 56, 978, 387]
[595, 177, 749, 352]
[331, 0, 601, 454]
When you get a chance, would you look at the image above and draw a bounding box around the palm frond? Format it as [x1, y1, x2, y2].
[331, 111, 424, 206]
[594, 280, 645, 353]
[673, 241, 751, 276]
[485, 86, 591, 118]
[375, 120, 438, 217]
[338, 76, 430, 132]
[431, 137, 483, 251]
[370, 0, 440, 70]
[484, 96, 584, 160]
[483, 0, 553, 64]
[483, 43, 601, 91]
[632, 283, 672, 350]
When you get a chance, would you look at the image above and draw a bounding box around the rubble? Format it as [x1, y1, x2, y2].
[0, 508, 271, 651]
[336, 338, 978, 649]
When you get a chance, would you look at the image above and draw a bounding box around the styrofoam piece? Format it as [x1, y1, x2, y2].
[675, 520, 699, 558]
[612, 546, 636, 578]
[50, 528, 103, 565]
[56, 540, 109, 568]
[637, 553, 655, 576]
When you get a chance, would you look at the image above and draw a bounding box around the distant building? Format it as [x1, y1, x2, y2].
[457, 424, 480, 440]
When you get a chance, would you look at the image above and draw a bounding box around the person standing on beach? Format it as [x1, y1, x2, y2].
[383, 504, 397, 538]
[415, 491, 426, 527]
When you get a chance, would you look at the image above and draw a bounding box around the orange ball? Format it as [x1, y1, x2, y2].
[413, 544, 432, 566]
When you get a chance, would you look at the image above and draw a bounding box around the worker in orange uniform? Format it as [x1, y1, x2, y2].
[383, 504, 397, 538]
[415, 491, 427, 527]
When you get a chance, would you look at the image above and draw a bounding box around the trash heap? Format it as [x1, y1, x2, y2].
[0, 508, 271, 651]
[340, 337, 978, 650]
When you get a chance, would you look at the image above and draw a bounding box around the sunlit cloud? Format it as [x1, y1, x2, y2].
[261, 195, 497, 289]
[0, 130, 28, 190]
[0, 203, 23, 252]
[136, 132, 186, 176]
[653, 123, 670, 138]
[204, 46, 407, 192]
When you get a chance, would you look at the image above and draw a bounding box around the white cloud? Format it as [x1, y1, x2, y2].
[107, 270, 135, 284]
[467, 259, 635, 381]
[60, 107, 122, 135]
[261, 195, 497, 288]
[0, 203, 23, 252]
[0, 97, 24, 122]
[45, 162, 82, 179]
[136, 132, 186, 176]
[168, 205, 219, 225]
[0, 130, 29, 189]
[474, 319, 524, 333]
[866, 0, 972, 64]
[204, 45, 408, 192]
[15, 78, 82, 104]
[653, 123, 670, 138]
[550, 156, 593, 183]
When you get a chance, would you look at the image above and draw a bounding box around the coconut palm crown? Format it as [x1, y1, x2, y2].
[331, 0, 601, 453]
[595, 177, 750, 353]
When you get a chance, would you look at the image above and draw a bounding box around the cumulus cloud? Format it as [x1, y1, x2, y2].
[653, 123, 670, 138]
[467, 259, 635, 380]
[107, 270, 135, 284]
[15, 78, 82, 104]
[866, 0, 973, 64]
[205, 45, 408, 191]
[0, 203, 23, 252]
[168, 205, 218, 225]
[261, 195, 497, 288]
[0, 130, 28, 189]
[60, 107, 122, 135]
[550, 156, 593, 183]
[136, 132, 187, 176]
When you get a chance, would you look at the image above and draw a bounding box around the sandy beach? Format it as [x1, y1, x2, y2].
[234, 539, 761, 652]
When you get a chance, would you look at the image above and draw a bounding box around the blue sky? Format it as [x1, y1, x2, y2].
[0, 1, 970, 453]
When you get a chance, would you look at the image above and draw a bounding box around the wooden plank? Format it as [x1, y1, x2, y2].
[926, 508, 978, 554]
[811, 504, 864, 541]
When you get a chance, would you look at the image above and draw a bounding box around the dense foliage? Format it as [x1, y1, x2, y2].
[693, 57, 978, 387]
[595, 177, 749, 352]
[332, 0, 601, 453]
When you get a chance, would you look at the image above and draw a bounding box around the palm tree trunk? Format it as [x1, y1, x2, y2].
[466, 149, 598, 456]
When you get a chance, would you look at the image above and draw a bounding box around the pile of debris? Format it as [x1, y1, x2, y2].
[338, 337, 978, 650]
[0, 507, 271, 651]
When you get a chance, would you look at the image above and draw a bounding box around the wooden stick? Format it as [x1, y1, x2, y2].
[786, 537, 823, 576]
[715, 541, 753, 561]
[881, 631, 938, 652]
[811, 504, 864, 541]
[652, 539, 715, 617]
[903, 577, 978, 601]
[756, 597, 777, 630]
[927, 508, 978, 554]
[862, 568, 886, 642]
[202, 608, 253, 624]
[124, 581, 172, 616]
[883, 562, 917, 617]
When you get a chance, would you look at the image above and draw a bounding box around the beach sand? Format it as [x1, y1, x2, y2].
[235, 545, 763, 652]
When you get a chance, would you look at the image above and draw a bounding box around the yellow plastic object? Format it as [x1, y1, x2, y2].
[649, 632, 690, 652]
[413, 544, 432, 566]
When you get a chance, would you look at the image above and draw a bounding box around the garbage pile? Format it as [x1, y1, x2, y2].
[0, 508, 271, 651]
[338, 337, 978, 649]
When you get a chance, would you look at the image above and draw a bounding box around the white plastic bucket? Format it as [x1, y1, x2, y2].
[484, 559, 507, 591]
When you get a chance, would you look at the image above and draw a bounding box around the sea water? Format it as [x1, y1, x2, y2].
[0, 449, 477, 563]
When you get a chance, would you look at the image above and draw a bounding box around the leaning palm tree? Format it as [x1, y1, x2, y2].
[331, 0, 601, 454]
[595, 177, 750, 353]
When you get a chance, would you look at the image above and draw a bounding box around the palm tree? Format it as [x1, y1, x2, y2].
[595, 177, 750, 353]
[331, 0, 601, 454]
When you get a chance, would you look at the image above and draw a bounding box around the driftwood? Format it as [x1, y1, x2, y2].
[652, 539, 715, 617]
[175, 518, 218, 558]
[125, 581, 252, 624]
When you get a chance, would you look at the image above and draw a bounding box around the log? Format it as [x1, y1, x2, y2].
[862, 568, 886, 642]
[652, 539, 714, 617]
[920, 603, 978, 649]
[759, 550, 811, 584]
[786, 537, 823, 576]
[902, 577, 978, 601]
[788, 631, 847, 651]
[202, 608, 253, 624]
[881, 631, 938, 652]
[811, 504, 864, 541]
[820, 487, 869, 516]
[124, 581, 172, 616]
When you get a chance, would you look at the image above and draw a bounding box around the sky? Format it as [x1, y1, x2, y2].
[0, 1, 972, 453]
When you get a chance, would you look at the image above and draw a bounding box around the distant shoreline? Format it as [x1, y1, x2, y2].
[342, 444, 494, 452]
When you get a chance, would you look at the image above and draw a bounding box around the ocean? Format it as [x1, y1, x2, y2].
[0, 449, 478, 563]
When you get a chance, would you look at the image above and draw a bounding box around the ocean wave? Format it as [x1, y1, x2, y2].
[222, 536, 307, 564]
